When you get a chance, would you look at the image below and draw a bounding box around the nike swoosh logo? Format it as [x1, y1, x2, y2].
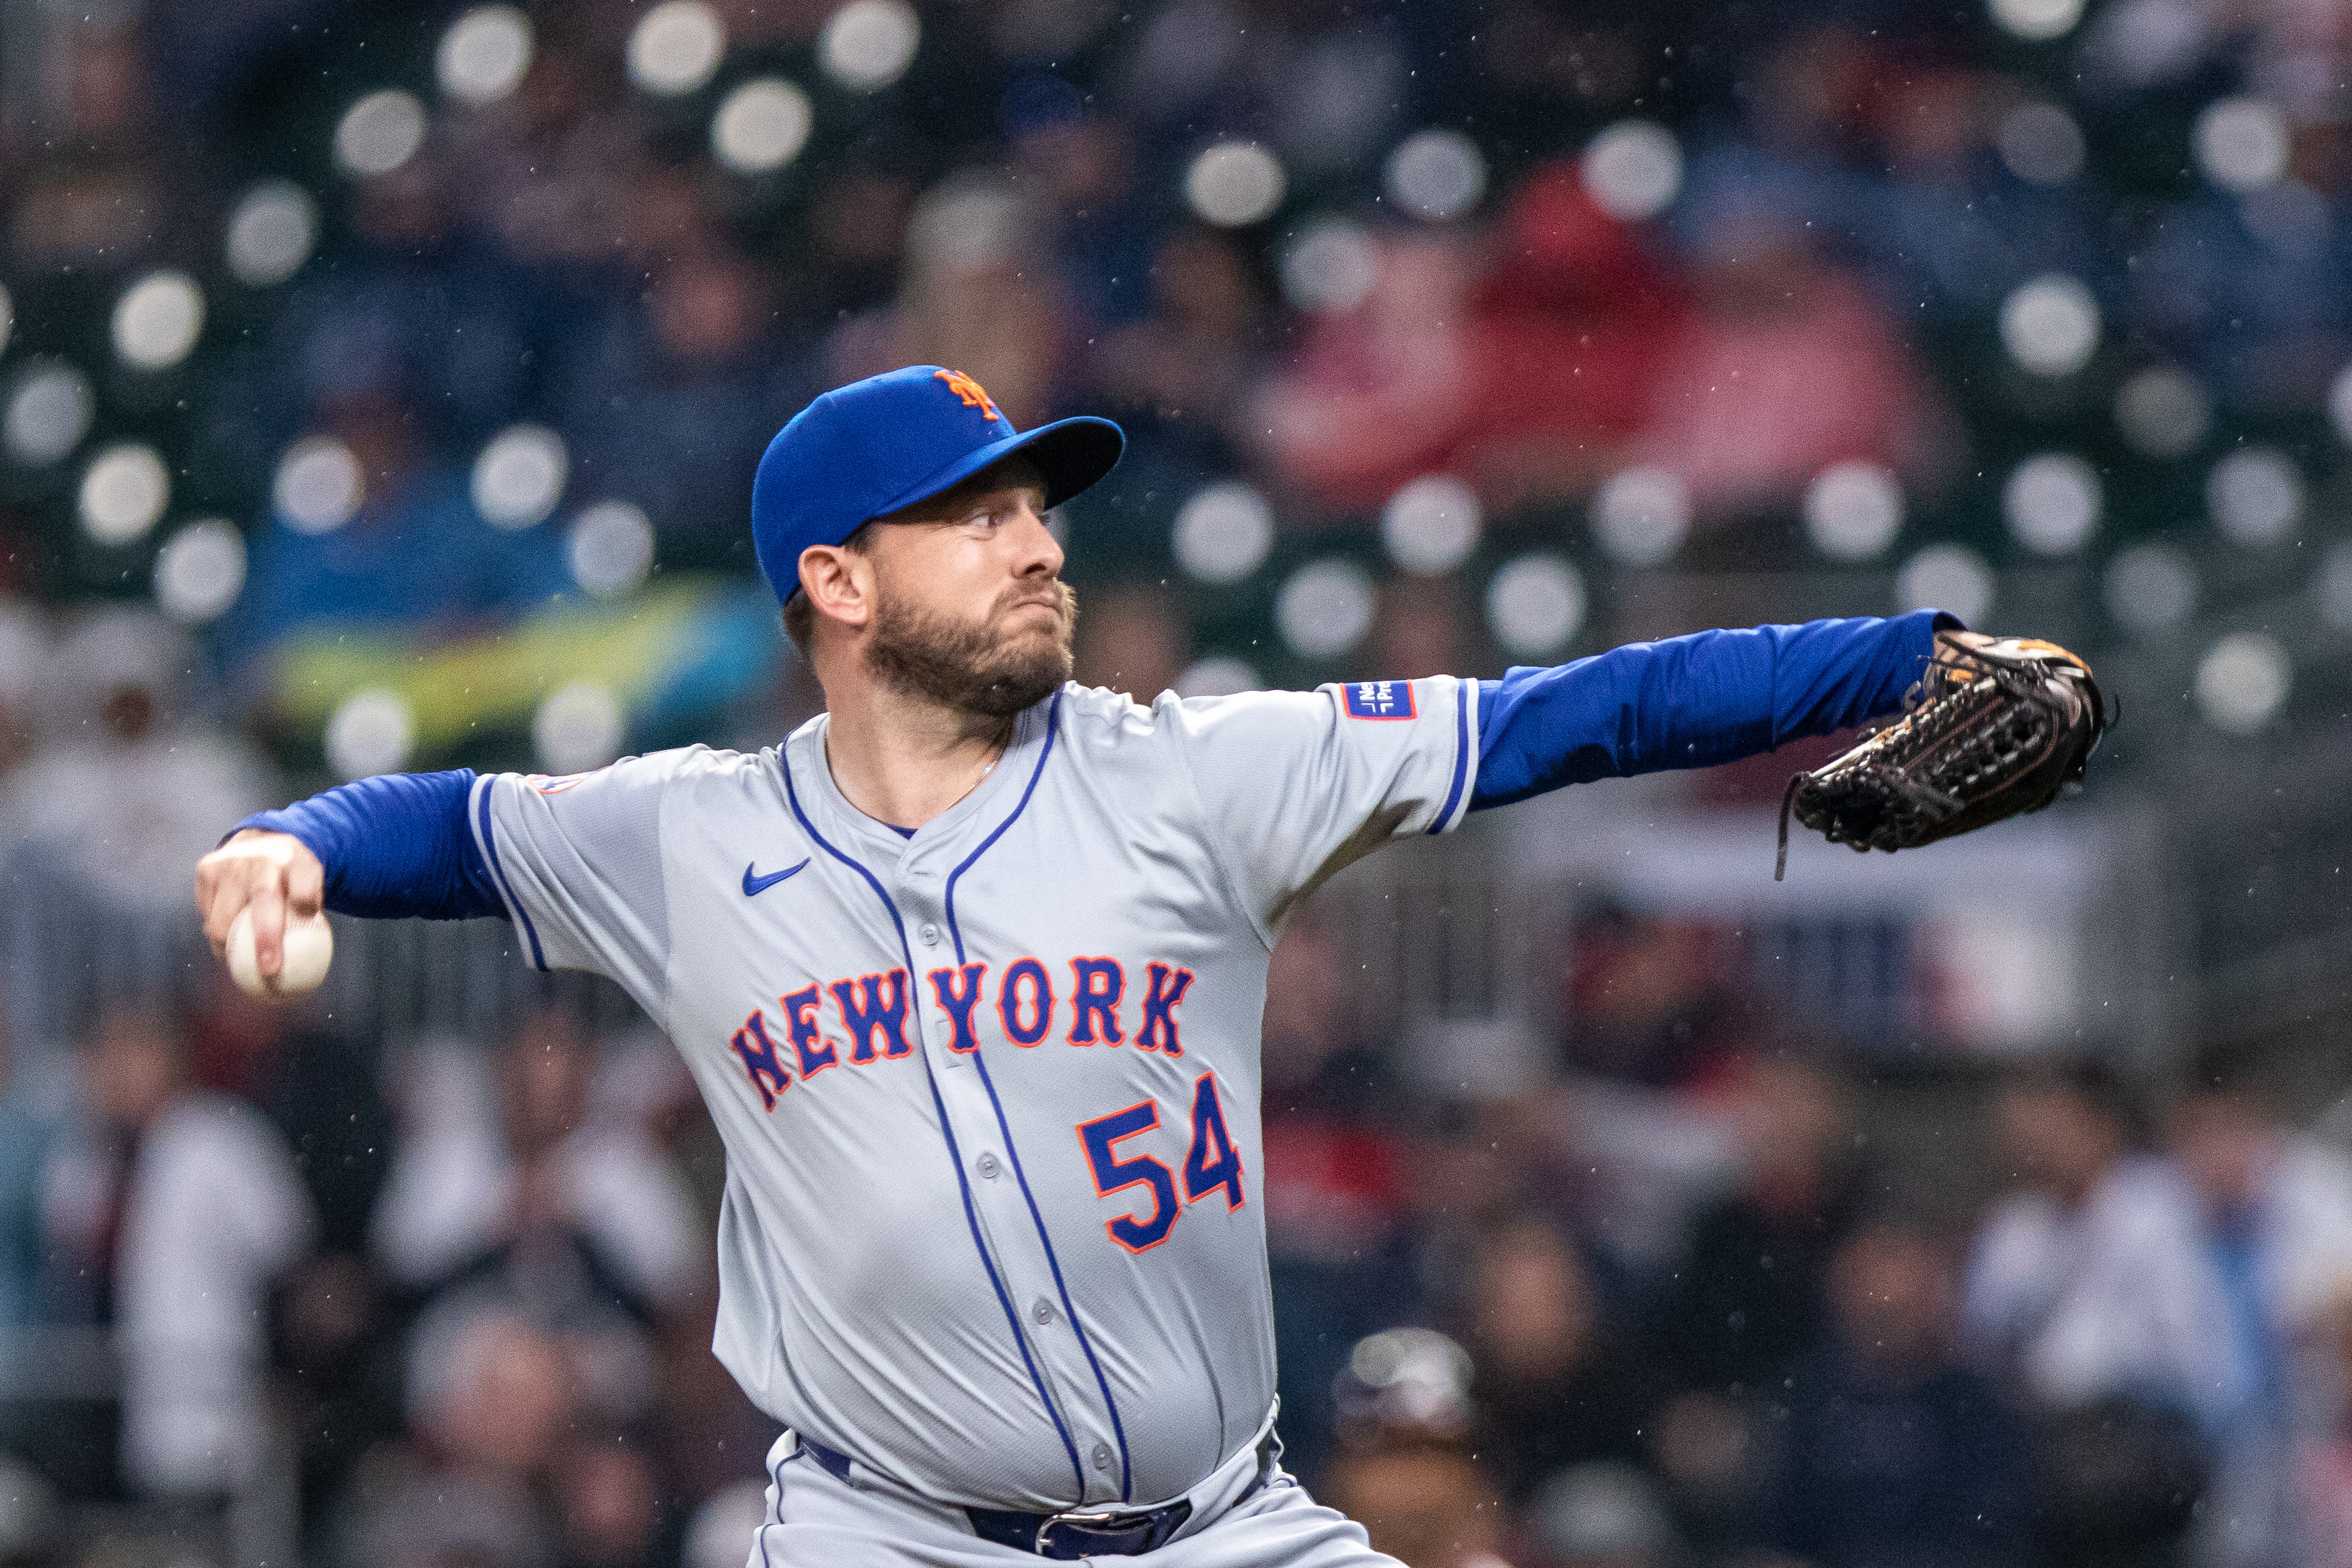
[742, 859, 811, 897]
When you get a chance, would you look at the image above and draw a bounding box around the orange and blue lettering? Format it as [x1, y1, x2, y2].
[1182, 1071, 1244, 1210]
[1136, 963, 1193, 1057]
[726, 1008, 793, 1111]
[833, 969, 913, 1062]
[1077, 1100, 1180, 1253]
[782, 983, 837, 1079]
[999, 958, 1054, 1046]
[1067, 957, 1126, 1045]
[927, 963, 988, 1053]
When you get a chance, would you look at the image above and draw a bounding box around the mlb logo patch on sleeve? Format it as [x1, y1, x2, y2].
[1343, 681, 1416, 720]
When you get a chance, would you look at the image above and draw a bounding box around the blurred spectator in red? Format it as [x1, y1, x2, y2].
[1767, 1218, 2031, 1568]
[56, 1003, 313, 1500]
[2295, 1285, 2352, 1568]
[1455, 167, 1689, 511]
[1459, 1219, 1662, 1507]
[1664, 1055, 1862, 1395]
[1321, 1437, 1515, 1568]
[1633, 209, 1947, 525]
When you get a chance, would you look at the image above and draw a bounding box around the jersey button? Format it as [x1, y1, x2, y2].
[919, 923, 941, 946]
[976, 1152, 1002, 1179]
[1031, 1298, 1055, 1325]
[1091, 1444, 1113, 1471]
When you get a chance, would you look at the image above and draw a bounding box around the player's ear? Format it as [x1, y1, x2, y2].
[799, 542, 875, 634]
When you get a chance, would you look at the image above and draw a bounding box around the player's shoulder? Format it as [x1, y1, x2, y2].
[503, 741, 776, 801]
[1054, 679, 1327, 749]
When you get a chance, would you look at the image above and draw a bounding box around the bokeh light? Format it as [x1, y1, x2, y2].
[2317, 540, 2352, 632]
[1381, 475, 1481, 575]
[1280, 220, 1378, 315]
[2195, 632, 2289, 733]
[334, 89, 429, 178]
[1592, 466, 1690, 567]
[1580, 120, 1681, 222]
[627, 1, 725, 96]
[1186, 142, 1286, 227]
[1172, 482, 1274, 584]
[111, 270, 205, 371]
[1276, 559, 1374, 659]
[2003, 453, 2101, 556]
[534, 681, 625, 773]
[712, 79, 813, 174]
[2193, 98, 2289, 194]
[472, 424, 568, 529]
[1485, 555, 1586, 658]
[2328, 363, 2352, 449]
[0, 284, 12, 357]
[327, 689, 415, 780]
[78, 444, 170, 546]
[568, 501, 656, 597]
[1803, 461, 1904, 561]
[1996, 102, 2086, 184]
[1989, 0, 2086, 40]
[1897, 544, 1993, 626]
[1384, 130, 1486, 221]
[437, 7, 534, 106]
[821, 0, 922, 91]
[2117, 365, 2211, 458]
[274, 437, 365, 534]
[2000, 274, 2100, 377]
[4, 361, 94, 468]
[225, 181, 318, 287]
[1175, 657, 1261, 698]
[2207, 448, 2302, 547]
[2104, 543, 2199, 632]
[153, 519, 248, 624]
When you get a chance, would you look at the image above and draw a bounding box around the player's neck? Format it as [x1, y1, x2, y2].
[819, 677, 1014, 833]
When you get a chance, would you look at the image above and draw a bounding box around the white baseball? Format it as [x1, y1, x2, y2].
[226, 905, 334, 999]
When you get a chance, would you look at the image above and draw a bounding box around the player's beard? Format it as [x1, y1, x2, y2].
[865, 579, 1077, 718]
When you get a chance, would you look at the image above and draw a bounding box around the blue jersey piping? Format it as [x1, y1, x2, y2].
[474, 780, 548, 970]
[1431, 675, 1473, 834]
[939, 691, 1138, 1501]
[779, 749, 1090, 1501]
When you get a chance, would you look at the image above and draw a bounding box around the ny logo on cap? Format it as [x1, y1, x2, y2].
[934, 368, 1000, 422]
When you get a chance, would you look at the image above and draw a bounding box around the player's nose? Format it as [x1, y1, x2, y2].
[1008, 497, 1064, 578]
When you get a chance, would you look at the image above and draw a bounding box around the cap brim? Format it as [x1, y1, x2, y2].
[869, 415, 1126, 521]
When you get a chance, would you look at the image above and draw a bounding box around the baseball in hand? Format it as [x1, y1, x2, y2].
[226, 905, 334, 999]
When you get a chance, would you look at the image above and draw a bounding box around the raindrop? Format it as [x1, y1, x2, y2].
[4, 362, 94, 468]
[534, 681, 625, 774]
[1580, 121, 1682, 222]
[1280, 220, 1379, 315]
[437, 6, 534, 106]
[274, 437, 365, 534]
[78, 444, 170, 546]
[1175, 657, 1261, 698]
[1485, 555, 1586, 658]
[568, 501, 656, 597]
[2195, 632, 2289, 733]
[627, 1, 725, 96]
[472, 424, 568, 529]
[2116, 366, 2211, 458]
[2193, 98, 2289, 194]
[2104, 543, 2198, 632]
[2003, 453, 2101, 556]
[334, 89, 429, 178]
[111, 271, 205, 371]
[820, 0, 921, 91]
[1381, 476, 1481, 575]
[1592, 466, 1690, 566]
[2001, 274, 2100, 377]
[1277, 559, 1375, 659]
[225, 182, 318, 287]
[1804, 461, 1905, 561]
[326, 689, 415, 780]
[1172, 482, 1274, 584]
[1896, 544, 1993, 625]
[712, 79, 813, 174]
[2208, 448, 2302, 546]
[1996, 102, 2086, 184]
[153, 519, 247, 624]
[1384, 130, 1486, 221]
[1990, 0, 2086, 40]
[1185, 142, 1286, 228]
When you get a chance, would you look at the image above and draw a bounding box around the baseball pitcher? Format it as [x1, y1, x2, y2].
[195, 366, 2098, 1566]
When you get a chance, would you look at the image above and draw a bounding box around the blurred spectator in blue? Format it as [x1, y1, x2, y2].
[0, 1014, 47, 1330]
[1664, 1055, 1862, 1396]
[1769, 1218, 2032, 1568]
[1459, 1219, 1663, 1507]
[238, 380, 571, 652]
[1004, 76, 1159, 333]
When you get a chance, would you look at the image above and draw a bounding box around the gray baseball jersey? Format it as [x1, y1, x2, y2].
[466, 676, 1479, 1514]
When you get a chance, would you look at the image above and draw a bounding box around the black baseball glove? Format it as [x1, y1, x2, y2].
[1775, 630, 2110, 879]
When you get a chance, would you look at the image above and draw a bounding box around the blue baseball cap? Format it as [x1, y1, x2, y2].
[751, 365, 1124, 601]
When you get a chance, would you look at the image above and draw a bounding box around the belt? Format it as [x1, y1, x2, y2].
[798, 1430, 1278, 1560]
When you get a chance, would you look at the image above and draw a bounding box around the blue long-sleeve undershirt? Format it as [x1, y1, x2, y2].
[1467, 609, 1956, 811]
[234, 609, 1954, 919]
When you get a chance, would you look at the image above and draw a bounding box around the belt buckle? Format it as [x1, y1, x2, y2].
[1033, 1500, 1189, 1559]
